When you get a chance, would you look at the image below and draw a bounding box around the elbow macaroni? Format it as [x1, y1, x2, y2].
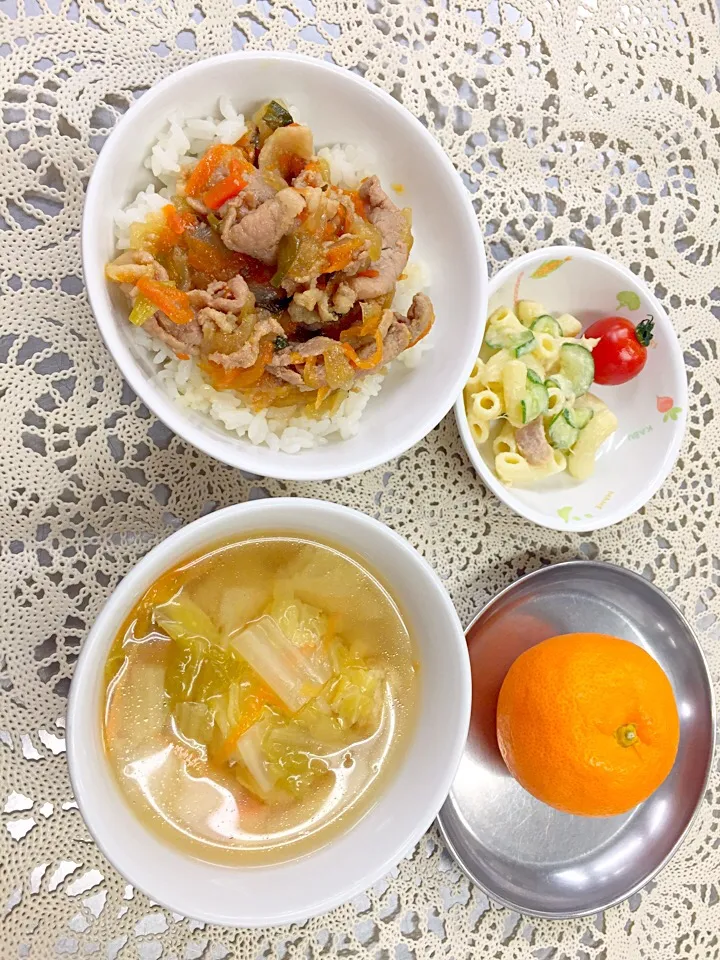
[464, 299, 618, 487]
[469, 388, 503, 422]
[495, 449, 566, 485]
[493, 422, 517, 456]
[557, 313, 582, 337]
[532, 332, 561, 367]
[567, 407, 618, 481]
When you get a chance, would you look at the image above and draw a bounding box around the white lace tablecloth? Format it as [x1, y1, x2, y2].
[2, 1, 719, 957]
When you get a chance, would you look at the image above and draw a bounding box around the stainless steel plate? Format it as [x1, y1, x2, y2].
[437, 560, 715, 918]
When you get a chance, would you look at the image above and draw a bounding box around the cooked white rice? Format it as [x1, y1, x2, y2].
[115, 101, 431, 452]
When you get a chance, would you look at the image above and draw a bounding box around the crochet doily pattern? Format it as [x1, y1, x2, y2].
[1, 1, 719, 956]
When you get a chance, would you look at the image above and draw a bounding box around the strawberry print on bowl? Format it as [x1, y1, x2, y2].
[657, 396, 682, 422]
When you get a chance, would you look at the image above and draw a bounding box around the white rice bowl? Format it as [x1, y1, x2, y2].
[114, 101, 432, 452]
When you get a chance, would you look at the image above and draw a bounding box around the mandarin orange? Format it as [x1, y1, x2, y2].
[496, 632, 680, 817]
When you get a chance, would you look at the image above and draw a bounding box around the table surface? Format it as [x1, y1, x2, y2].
[2, 1, 719, 957]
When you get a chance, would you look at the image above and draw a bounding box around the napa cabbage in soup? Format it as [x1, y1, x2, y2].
[103, 536, 418, 864]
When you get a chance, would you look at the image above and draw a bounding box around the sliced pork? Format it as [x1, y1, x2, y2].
[347, 176, 411, 300]
[399, 292, 434, 343]
[221, 188, 305, 265]
[219, 169, 277, 219]
[144, 315, 203, 357]
[207, 312, 285, 370]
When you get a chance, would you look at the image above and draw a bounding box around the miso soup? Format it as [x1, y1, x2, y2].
[103, 535, 418, 864]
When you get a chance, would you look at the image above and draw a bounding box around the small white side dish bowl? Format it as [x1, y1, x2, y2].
[82, 52, 487, 481]
[455, 247, 687, 531]
[67, 499, 471, 927]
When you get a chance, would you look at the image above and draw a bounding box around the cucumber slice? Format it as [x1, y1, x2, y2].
[548, 410, 579, 449]
[545, 373, 575, 397]
[514, 333, 536, 357]
[574, 391, 607, 413]
[559, 342, 594, 395]
[520, 372, 549, 424]
[566, 406, 594, 430]
[485, 311, 534, 351]
[531, 314, 562, 337]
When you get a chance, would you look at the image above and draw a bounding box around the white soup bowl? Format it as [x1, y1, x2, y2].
[67, 498, 471, 926]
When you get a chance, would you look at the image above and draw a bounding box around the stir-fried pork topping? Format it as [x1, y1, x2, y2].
[222, 188, 306, 264]
[105, 100, 435, 411]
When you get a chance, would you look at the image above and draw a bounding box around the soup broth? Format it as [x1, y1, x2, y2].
[103, 535, 418, 864]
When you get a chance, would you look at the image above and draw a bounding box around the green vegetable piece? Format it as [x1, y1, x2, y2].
[544, 374, 575, 397]
[485, 310, 534, 351]
[520, 371, 549, 423]
[548, 410, 579, 449]
[128, 294, 157, 327]
[174, 701, 215, 745]
[559, 342, 595, 395]
[566, 406, 594, 430]
[206, 212, 221, 233]
[514, 333, 536, 357]
[325, 655, 384, 731]
[531, 314, 562, 337]
[545, 373, 575, 400]
[271, 233, 301, 288]
[263, 100, 294, 131]
[262, 720, 330, 798]
[274, 335, 289, 351]
[154, 593, 224, 649]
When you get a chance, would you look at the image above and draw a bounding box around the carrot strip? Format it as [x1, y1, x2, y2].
[324, 237, 363, 273]
[356, 268, 379, 278]
[217, 683, 285, 763]
[346, 189, 367, 219]
[184, 144, 233, 197]
[201, 362, 238, 391]
[212, 340, 274, 391]
[135, 276, 194, 325]
[217, 702, 263, 762]
[202, 158, 249, 210]
[339, 307, 383, 342]
[163, 205, 186, 235]
[341, 330, 383, 370]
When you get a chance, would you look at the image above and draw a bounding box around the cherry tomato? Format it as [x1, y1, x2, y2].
[584, 315, 654, 385]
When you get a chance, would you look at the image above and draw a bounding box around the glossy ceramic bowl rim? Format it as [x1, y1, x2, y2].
[437, 559, 716, 919]
[82, 51, 488, 482]
[66, 498, 471, 926]
[454, 246, 687, 531]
